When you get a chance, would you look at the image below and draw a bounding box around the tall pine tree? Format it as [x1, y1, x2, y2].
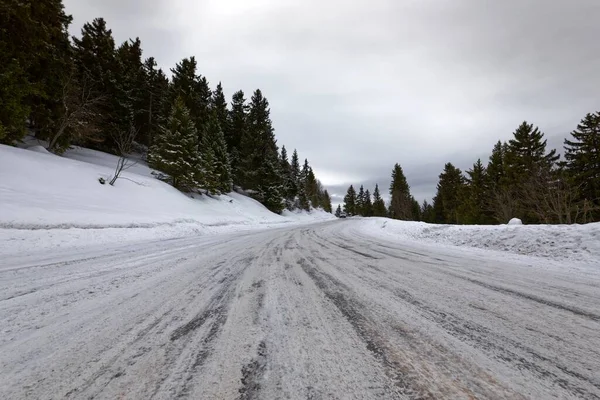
[148, 98, 201, 191]
[201, 111, 232, 194]
[344, 185, 357, 215]
[564, 112, 600, 218]
[372, 184, 387, 217]
[389, 163, 414, 220]
[432, 163, 465, 224]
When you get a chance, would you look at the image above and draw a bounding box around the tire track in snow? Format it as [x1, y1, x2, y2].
[297, 256, 434, 399]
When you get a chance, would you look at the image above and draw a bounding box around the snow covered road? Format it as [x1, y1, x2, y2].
[1, 220, 599, 399]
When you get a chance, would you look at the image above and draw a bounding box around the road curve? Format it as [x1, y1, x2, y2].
[1, 220, 599, 399]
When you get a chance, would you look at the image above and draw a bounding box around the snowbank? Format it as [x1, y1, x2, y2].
[0, 144, 334, 254]
[356, 218, 600, 266]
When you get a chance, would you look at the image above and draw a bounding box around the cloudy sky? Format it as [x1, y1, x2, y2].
[64, 0, 599, 206]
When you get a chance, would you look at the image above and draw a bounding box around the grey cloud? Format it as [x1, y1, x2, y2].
[64, 0, 600, 204]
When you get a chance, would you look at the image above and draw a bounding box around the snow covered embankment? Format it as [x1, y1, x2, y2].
[358, 218, 600, 266]
[0, 144, 333, 254]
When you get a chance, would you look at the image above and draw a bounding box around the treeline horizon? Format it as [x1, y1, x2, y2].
[0, 1, 332, 214]
[341, 113, 600, 224]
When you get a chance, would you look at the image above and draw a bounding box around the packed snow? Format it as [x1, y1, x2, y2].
[357, 218, 600, 266]
[0, 143, 334, 255]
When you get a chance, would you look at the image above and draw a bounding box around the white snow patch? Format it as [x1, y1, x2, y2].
[507, 218, 523, 225]
[357, 218, 600, 266]
[0, 144, 333, 255]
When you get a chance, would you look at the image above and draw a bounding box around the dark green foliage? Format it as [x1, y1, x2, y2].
[421, 200, 435, 223]
[72, 18, 116, 144]
[201, 111, 232, 194]
[256, 157, 284, 213]
[305, 164, 320, 208]
[462, 159, 489, 224]
[389, 163, 414, 220]
[507, 122, 559, 177]
[170, 57, 211, 140]
[335, 204, 342, 218]
[138, 57, 169, 147]
[280, 146, 297, 208]
[111, 38, 146, 147]
[363, 190, 373, 217]
[344, 185, 357, 215]
[356, 185, 366, 216]
[504, 122, 560, 223]
[564, 112, 600, 219]
[372, 184, 387, 217]
[235, 89, 284, 212]
[410, 197, 421, 221]
[321, 190, 333, 213]
[0, 0, 72, 143]
[148, 98, 200, 191]
[238, 90, 279, 189]
[227, 90, 248, 182]
[211, 83, 229, 135]
[432, 163, 465, 224]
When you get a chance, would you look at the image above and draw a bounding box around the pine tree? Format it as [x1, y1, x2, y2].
[505, 121, 560, 223]
[507, 122, 559, 176]
[372, 184, 387, 217]
[236, 89, 284, 211]
[238, 89, 279, 191]
[485, 140, 517, 223]
[148, 98, 201, 191]
[291, 149, 301, 189]
[462, 159, 489, 224]
[389, 163, 414, 220]
[111, 38, 145, 148]
[335, 204, 342, 218]
[201, 111, 232, 194]
[280, 146, 297, 208]
[344, 185, 357, 215]
[170, 57, 210, 140]
[71, 18, 116, 145]
[322, 189, 333, 213]
[421, 200, 435, 223]
[410, 197, 421, 221]
[211, 82, 229, 135]
[364, 189, 373, 217]
[26, 0, 73, 144]
[0, 0, 37, 142]
[139, 57, 169, 147]
[564, 112, 600, 219]
[432, 163, 465, 224]
[356, 185, 366, 216]
[227, 90, 248, 183]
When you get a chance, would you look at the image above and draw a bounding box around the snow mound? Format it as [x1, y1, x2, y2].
[357, 218, 600, 266]
[508, 218, 523, 225]
[0, 144, 332, 254]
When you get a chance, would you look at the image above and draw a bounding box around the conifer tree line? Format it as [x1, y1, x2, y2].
[342, 115, 600, 224]
[0, 1, 332, 214]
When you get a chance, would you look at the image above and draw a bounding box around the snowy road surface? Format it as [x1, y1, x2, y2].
[1, 220, 599, 399]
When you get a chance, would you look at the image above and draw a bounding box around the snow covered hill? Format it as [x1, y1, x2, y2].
[357, 218, 600, 266]
[0, 143, 334, 254]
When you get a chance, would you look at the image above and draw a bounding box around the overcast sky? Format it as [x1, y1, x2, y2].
[64, 0, 599, 206]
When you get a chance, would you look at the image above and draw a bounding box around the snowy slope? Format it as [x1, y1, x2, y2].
[356, 218, 600, 266]
[0, 144, 334, 254]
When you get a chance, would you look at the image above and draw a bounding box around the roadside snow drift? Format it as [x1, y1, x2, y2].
[357, 218, 600, 266]
[0, 144, 334, 253]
